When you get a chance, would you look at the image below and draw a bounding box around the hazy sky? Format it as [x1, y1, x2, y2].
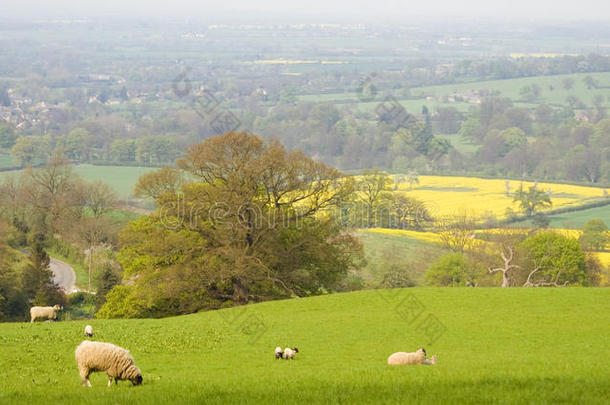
[3, 0, 610, 21]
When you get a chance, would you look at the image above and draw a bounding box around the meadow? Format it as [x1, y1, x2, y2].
[297, 71, 610, 113]
[0, 164, 155, 198]
[0, 153, 14, 169]
[1, 288, 609, 404]
[542, 204, 610, 229]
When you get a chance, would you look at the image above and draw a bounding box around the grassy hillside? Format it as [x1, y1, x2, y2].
[1, 288, 609, 404]
[359, 229, 446, 285]
[544, 205, 610, 229]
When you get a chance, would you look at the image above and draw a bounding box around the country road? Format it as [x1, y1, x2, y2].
[49, 257, 78, 293]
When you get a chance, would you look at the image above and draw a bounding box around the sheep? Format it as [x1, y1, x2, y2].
[84, 325, 93, 337]
[30, 305, 63, 323]
[275, 346, 283, 359]
[75, 340, 143, 387]
[387, 348, 435, 366]
[283, 347, 299, 360]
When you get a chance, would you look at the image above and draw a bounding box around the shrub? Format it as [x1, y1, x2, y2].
[425, 253, 476, 287]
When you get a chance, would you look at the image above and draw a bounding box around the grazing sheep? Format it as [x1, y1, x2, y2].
[283, 347, 299, 360]
[387, 348, 435, 366]
[75, 341, 143, 387]
[84, 325, 93, 337]
[30, 305, 63, 323]
[275, 346, 283, 359]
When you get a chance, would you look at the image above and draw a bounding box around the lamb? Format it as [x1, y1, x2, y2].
[387, 348, 436, 365]
[283, 347, 299, 360]
[84, 325, 93, 337]
[30, 305, 63, 323]
[275, 346, 283, 359]
[75, 340, 143, 387]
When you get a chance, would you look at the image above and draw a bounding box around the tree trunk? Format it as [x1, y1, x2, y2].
[88, 245, 93, 293]
[501, 271, 509, 288]
[232, 278, 247, 304]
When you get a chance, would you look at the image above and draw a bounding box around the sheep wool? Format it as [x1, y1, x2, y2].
[283, 347, 299, 360]
[84, 325, 93, 337]
[30, 305, 62, 323]
[387, 348, 427, 365]
[275, 346, 283, 360]
[75, 341, 143, 387]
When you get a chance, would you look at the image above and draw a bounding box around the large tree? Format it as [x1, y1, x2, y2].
[513, 184, 552, 217]
[99, 132, 363, 318]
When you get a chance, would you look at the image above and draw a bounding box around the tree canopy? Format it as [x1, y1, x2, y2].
[98, 132, 364, 318]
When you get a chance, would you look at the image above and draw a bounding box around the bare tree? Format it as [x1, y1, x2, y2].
[437, 212, 477, 253]
[488, 247, 519, 287]
[523, 263, 569, 287]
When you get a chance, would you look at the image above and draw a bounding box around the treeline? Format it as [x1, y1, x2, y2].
[0, 156, 122, 321]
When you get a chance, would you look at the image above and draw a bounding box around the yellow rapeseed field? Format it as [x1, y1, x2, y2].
[393, 175, 607, 219]
[597, 252, 610, 267]
[363, 227, 442, 243]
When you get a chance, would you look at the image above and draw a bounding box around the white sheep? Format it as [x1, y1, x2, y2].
[275, 346, 283, 359]
[84, 325, 93, 337]
[283, 347, 299, 360]
[75, 340, 143, 387]
[387, 348, 436, 365]
[30, 305, 63, 323]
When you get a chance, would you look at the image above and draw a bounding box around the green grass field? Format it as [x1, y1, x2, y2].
[298, 72, 610, 116]
[544, 205, 610, 229]
[0, 153, 14, 169]
[1, 288, 608, 404]
[72, 165, 156, 198]
[0, 164, 155, 198]
[359, 230, 445, 285]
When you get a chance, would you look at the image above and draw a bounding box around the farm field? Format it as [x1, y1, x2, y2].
[72, 165, 156, 198]
[1, 288, 609, 404]
[0, 153, 14, 169]
[297, 72, 610, 113]
[542, 204, 610, 229]
[0, 164, 156, 199]
[393, 175, 607, 220]
[2, 165, 606, 221]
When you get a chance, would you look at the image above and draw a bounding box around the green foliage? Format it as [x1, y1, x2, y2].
[513, 185, 552, 216]
[10, 136, 48, 166]
[95, 285, 148, 319]
[64, 292, 97, 320]
[100, 133, 363, 318]
[425, 252, 476, 286]
[379, 265, 415, 288]
[0, 122, 17, 149]
[521, 232, 586, 286]
[580, 218, 609, 250]
[21, 233, 65, 307]
[0, 227, 28, 321]
[532, 213, 550, 229]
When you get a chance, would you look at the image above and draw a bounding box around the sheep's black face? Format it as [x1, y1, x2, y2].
[132, 375, 143, 386]
[293, 348, 299, 353]
[421, 348, 427, 356]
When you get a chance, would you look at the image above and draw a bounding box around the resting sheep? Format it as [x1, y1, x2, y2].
[283, 347, 299, 360]
[387, 348, 436, 365]
[30, 305, 63, 323]
[275, 346, 283, 359]
[84, 325, 93, 337]
[75, 340, 143, 387]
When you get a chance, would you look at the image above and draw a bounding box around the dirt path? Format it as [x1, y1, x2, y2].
[49, 257, 78, 293]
